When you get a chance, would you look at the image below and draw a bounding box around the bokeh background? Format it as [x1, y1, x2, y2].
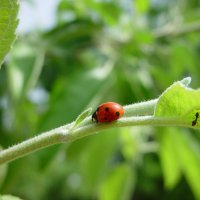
[1, 0, 200, 199]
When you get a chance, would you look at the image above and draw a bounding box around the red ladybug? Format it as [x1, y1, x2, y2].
[92, 102, 124, 123]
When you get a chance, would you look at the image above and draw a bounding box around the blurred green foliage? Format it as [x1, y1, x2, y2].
[1, 0, 200, 199]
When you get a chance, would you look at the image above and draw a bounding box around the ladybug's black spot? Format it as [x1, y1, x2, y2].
[105, 107, 109, 112]
[104, 117, 108, 121]
[116, 111, 120, 117]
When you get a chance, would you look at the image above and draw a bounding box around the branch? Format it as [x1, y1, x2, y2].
[0, 99, 189, 165]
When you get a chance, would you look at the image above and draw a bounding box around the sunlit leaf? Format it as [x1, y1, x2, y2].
[155, 77, 200, 129]
[0, 0, 19, 67]
[79, 130, 119, 194]
[158, 127, 200, 199]
[120, 128, 137, 161]
[173, 130, 200, 199]
[157, 128, 182, 189]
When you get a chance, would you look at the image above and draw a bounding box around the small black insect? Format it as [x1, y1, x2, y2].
[192, 112, 199, 126]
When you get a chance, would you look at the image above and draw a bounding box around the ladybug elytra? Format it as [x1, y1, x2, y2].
[92, 102, 124, 123]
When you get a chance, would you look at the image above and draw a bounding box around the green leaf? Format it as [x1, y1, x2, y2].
[72, 107, 92, 128]
[173, 130, 200, 199]
[0, 0, 19, 67]
[120, 128, 137, 161]
[158, 127, 200, 199]
[80, 130, 119, 194]
[0, 195, 23, 200]
[155, 77, 200, 128]
[157, 128, 181, 189]
[99, 164, 135, 200]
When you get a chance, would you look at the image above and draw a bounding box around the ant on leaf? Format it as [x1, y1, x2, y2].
[192, 112, 199, 126]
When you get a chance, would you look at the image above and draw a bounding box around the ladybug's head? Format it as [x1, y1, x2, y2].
[92, 111, 98, 123]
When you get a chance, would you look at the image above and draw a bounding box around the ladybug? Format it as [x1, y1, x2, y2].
[92, 102, 124, 123]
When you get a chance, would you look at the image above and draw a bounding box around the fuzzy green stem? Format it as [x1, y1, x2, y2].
[123, 99, 158, 116]
[0, 99, 190, 165]
[0, 127, 66, 165]
[66, 116, 189, 142]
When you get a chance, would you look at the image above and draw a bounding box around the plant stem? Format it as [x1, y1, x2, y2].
[0, 99, 189, 165]
[123, 99, 158, 116]
[67, 116, 188, 142]
[0, 126, 70, 165]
